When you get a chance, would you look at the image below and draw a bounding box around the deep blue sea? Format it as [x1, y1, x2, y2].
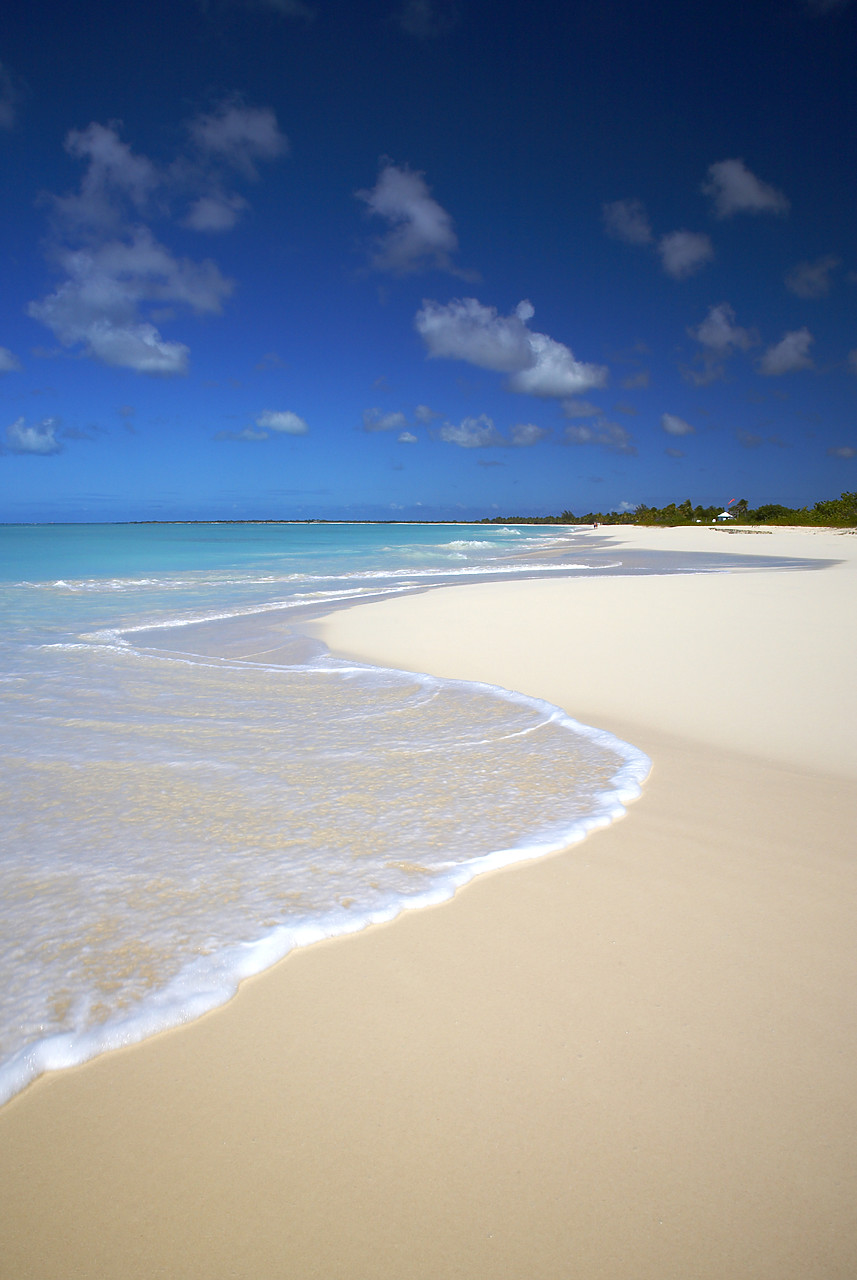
[0, 521, 813, 1105]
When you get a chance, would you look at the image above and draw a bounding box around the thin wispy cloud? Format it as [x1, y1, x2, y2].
[785, 255, 841, 299]
[702, 159, 790, 219]
[561, 398, 602, 418]
[0, 347, 21, 374]
[393, 0, 459, 38]
[0, 61, 22, 130]
[415, 297, 608, 397]
[563, 419, 636, 454]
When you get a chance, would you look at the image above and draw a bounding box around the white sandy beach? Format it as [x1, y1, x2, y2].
[1, 524, 855, 1279]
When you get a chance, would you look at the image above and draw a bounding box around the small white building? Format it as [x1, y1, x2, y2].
[715, 510, 734, 521]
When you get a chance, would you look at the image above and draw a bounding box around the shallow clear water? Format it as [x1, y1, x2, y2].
[0, 522, 820, 1105]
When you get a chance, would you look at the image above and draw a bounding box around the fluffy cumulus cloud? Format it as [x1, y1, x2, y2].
[759, 328, 815, 375]
[785, 255, 841, 299]
[0, 347, 21, 373]
[28, 105, 286, 374]
[661, 413, 695, 436]
[702, 159, 790, 219]
[415, 297, 607, 397]
[436, 414, 547, 448]
[257, 409, 308, 434]
[658, 230, 714, 280]
[28, 229, 231, 375]
[691, 303, 755, 353]
[362, 407, 409, 432]
[3, 417, 63, 455]
[509, 422, 549, 446]
[356, 163, 463, 275]
[187, 102, 288, 180]
[602, 198, 653, 245]
[563, 419, 636, 454]
[438, 415, 506, 448]
[684, 303, 756, 384]
[398, 430, 418, 443]
[414, 403, 441, 423]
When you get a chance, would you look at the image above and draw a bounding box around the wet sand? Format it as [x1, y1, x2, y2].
[1, 524, 855, 1279]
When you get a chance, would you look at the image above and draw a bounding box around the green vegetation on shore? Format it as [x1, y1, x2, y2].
[481, 492, 857, 528]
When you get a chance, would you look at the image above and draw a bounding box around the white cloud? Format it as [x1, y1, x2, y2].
[785, 255, 841, 299]
[848, 348, 857, 376]
[26, 106, 289, 373]
[414, 403, 441, 423]
[828, 445, 856, 458]
[214, 426, 270, 442]
[509, 331, 608, 397]
[702, 159, 790, 219]
[602, 198, 653, 245]
[661, 413, 695, 436]
[658, 230, 714, 279]
[509, 422, 549, 446]
[362, 408, 408, 433]
[257, 409, 309, 434]
[415, 297, 532, 371]
[398, 431, 418, 443]
[691, 303, 755, 352]
[759, 328, 814, 375]
[3, 417, 62, 455]
[415, 297, 607, 397]
[438, 415, 506, 448]
[394, 0, 459, 37]
[248, 0, 315, 16]
[184, 192, 250, 232]
[188, 103, 289, 179]
[54, 123, 159, 233]
[356, 163, 462, 275]
[563, 419, 636, 454]
[684, 303, 756, 384]
[0, 347, 21, 373]
[561, 398, 601, 418]
[29, 229, 231, 375]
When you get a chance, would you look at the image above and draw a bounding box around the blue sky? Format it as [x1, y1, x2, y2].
[1, 0, 855, 522]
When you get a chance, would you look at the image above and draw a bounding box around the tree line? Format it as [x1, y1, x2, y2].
[481, 491, 857, 528]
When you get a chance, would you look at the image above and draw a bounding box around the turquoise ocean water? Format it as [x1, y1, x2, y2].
[0, 522, 817, 1105]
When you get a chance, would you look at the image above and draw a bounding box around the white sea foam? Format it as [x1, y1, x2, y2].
[0, 628, 649, 1107]
[0, 521, 655, 1107]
